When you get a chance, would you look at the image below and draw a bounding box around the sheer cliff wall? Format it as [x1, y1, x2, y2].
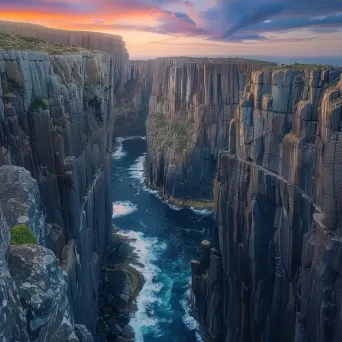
[0, 48, 116, 340]
[191, 67, 342, 342]
[146, 58, 273, 201]
[114, 60, 153, 136]
[0, 20, 128, 93]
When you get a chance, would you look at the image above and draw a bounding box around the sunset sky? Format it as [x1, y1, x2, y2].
[1, 0, 342, 60]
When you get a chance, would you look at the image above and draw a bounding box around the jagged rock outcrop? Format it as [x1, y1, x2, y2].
[10, 245, 79, 341]
[192, 67, 342, 341]
[0, 46, 115, 337]
[0, 200, 29, 342]
[0, 166, 46, 243]
[97, 232, 143, 341]
[146, 58, 273, 201]
[0, 165, 92, 341]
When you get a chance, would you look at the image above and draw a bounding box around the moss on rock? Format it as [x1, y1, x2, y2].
[9, 224, 37, 245]
[30, 97, 48, 111]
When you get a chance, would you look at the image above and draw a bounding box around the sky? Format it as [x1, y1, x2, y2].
[0, 0, 342, 61]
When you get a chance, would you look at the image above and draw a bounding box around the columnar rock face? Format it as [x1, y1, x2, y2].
[191, 67, 342, 341]
[114, 60, 154, 136]
[0, 48, 115, 336]
[0, 166, 92, 341]
[146, 58, 273, 201]
[0, 20, 128, 93]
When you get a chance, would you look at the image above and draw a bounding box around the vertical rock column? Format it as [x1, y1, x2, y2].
[0, 49, 116, 334]
[146, 58, 273, 201]
[191, 68, 342, 342]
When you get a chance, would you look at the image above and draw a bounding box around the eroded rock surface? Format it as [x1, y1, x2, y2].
[146, 58, 273, 201]
[192, 68, 342, 341]
[0, 45, 116, 337]
[9, 245, 80, 341]
[0, 203, 29, 342]
[0, 166, 93, 341]
[97, 232, 143, 342]
[0, 165, 46, 243]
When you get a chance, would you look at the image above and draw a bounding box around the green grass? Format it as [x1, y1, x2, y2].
[51, 116, 67, 135]
[0, 31, 85, 55]
[9, 224, 37, 245]
[30, 97, 48, 111]
[147, 112, 193, 154]
[266, 63, 341, 72]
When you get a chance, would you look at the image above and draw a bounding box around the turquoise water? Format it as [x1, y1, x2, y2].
[112, 137, 213, 342]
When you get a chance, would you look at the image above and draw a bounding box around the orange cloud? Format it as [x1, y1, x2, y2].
[0, 0, 341, 59]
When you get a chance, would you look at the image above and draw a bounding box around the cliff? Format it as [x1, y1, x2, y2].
[0, 45, 115, 339]
[0, 20, 128, 93]
[191, 67, 342, 341]
[146, 58, 273, 202]
[113, 60, 154, 136]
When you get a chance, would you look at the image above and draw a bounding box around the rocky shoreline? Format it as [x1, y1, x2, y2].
[146, 183, 214, 211]
[97, 227, 144, 342]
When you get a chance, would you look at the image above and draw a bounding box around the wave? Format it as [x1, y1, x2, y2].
[142, 186, 159, 195]
[154, 192, 183, 211]
[118, 229, 167, 341]
[112, 201, 138, 218]
[166, 202, 182, 211]
[112, 138, 126, 160]
[180, 279, 204, 342]
[190, 207, 213, 216]
[129, 153, 147, 184]
[113, 136, 146, 160]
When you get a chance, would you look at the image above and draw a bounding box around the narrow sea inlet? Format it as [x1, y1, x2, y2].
[112, 137, 214, 342]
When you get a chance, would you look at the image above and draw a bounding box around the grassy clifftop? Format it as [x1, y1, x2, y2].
[0, 31, 85, 54]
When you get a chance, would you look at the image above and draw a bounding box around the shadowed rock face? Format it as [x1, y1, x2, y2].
[0, 48, 116, 336]
[145, 58, 274, 201]
[113, 60, 154, 137]
[191, 68, 342, 341]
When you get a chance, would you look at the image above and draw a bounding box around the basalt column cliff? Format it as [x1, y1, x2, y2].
[146, 58, 272, 202]
[0, 29, 128, 340]
[114, 60, 154, 136]
[191, 67, 342, 341]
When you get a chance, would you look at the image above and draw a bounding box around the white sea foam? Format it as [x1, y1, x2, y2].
[113, 136, 146, 160]
[118, 229, 167, 341]
[142, 186, 159, 195]
[166, 202, 182, 211]
[190, 207, 213, 216]
[180, 280, 204, 342]
[112, 201, 137, 218]
[129, 154, 147, 184]
[112, 138, 126, 160]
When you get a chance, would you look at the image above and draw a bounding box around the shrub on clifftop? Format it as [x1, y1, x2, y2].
[9, 224, 37, 245]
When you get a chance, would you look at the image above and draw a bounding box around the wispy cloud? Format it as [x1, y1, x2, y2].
[0, 0, 341, 48]
[202, 0, 342, 38]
